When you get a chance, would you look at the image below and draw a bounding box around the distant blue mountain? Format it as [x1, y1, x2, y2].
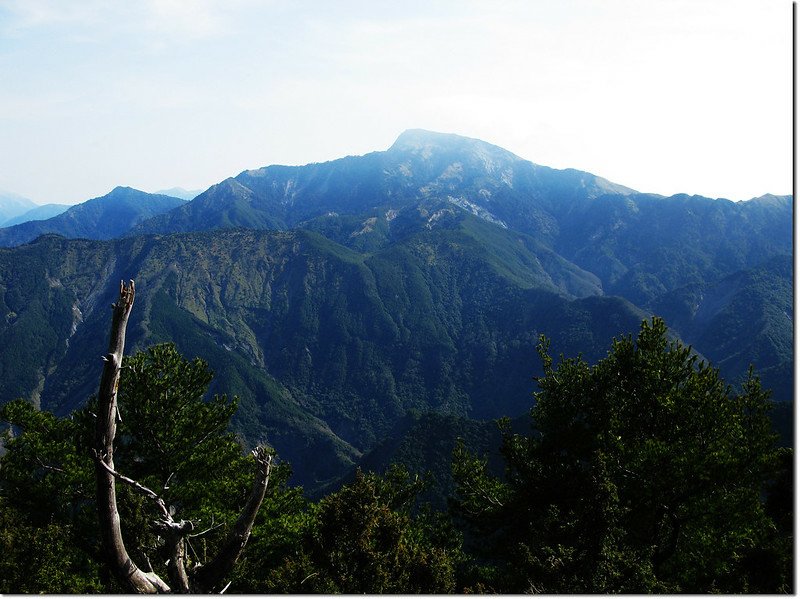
[2, 203, 70, 227]
[0, 191, 36, 225]
[0, 187, 186, 247]
[153, 187, 203, 201]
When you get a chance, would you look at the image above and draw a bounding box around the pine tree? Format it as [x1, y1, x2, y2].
[453, 317, 790, 593]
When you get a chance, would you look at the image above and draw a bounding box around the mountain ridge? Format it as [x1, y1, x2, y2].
[132, 130, 637, 237]
[129, 131, 790, 312]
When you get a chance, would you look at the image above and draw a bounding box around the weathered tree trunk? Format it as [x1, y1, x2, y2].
[160, 521, 194, 593]
[94, 280, 170, 593]
[93, 280, 273, 594]
[191, 448, 272, 593]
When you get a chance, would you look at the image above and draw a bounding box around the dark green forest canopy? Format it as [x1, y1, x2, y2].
[0, 320, 792, 593]
[0, 225, 790, 489]
[0, 343, 461, 593]
[452, 318, 792, 593]
[0, 344, 295, 593]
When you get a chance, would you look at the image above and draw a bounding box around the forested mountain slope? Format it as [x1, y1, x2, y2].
[132, 129, 793, 399]
[0, 225, 648, 487]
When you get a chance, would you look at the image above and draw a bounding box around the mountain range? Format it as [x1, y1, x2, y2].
[0, 187, 185, 247]
[0, 130, 792, 490]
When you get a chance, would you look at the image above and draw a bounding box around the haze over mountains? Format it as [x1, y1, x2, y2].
[0, 191, 38, 226]
[2, 203, 70, 227]
[153, 187, 203, 201]
[0, 129, 792, 489]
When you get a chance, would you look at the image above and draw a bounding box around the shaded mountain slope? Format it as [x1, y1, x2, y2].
[555, 192, 792, 305]
[0, 224, 649, 487]
[651, 254, 793, 402]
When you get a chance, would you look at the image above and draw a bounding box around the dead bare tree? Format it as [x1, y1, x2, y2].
[93, 280, 272, 593]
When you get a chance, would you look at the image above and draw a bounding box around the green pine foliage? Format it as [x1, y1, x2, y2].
[0, 497, 105, 594]
[452, 318, 791, 593]
[0, 400, 106, 592]
[242, 466, 462, 594]
[0, 321, 792, 593]
[0, 343, 298, 593]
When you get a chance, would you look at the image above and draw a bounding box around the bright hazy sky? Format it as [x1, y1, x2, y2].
[0, 0, 792, 205]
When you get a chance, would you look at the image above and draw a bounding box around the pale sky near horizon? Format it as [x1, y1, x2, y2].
[0, 0, 792, 205]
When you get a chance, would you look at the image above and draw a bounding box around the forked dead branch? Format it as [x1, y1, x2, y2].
[92, 280, 272, 593]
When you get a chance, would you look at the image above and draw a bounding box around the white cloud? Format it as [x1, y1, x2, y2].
[1, 0, 109, 29]
[140, 0, 236, 41]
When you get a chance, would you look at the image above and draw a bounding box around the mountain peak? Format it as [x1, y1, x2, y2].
[390, 129, 459, 149]
[743, 193, 792, 208]
[104, 186, 181, 201]
[388, 129, 522, 164]
[102, 186, 147, 201]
